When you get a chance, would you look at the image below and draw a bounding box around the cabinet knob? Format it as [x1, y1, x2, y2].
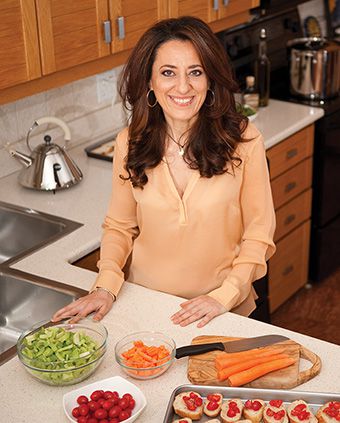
[284, 214, 296, 225]
[285, 181, 297, 193]
[117, 16, 125, 40]
[286, 148, 298, 159]
[282, 265, 294, 276]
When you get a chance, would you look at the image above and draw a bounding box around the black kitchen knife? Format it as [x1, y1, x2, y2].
[175, 334, 289, 359]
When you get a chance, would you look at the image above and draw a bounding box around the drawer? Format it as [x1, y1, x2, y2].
[271, 157, 313, 209]
[269, 220, 311, 312]
[267, 125, 314, 179]
[274, 188, 312, 242]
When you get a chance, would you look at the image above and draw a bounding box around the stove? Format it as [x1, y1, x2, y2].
[218, 5, 340, 284]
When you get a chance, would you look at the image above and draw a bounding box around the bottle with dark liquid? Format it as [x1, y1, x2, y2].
[255, 28, 270, 107]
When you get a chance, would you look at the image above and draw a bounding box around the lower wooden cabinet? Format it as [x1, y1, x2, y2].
[73, 249, 99, 273]
[267, 125, 314, 312]
[269, 220, 311, 312]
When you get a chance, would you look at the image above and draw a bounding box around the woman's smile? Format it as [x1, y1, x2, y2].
[169, 95, 195, 106]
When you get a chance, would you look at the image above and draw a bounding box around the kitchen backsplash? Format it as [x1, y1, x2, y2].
[0, 66, 127, 179]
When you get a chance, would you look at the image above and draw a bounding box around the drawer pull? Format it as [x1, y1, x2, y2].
[284, 214, 296, 225]
[117, 16, 125, 39]
[286, 148, 298, 159]
[103, 20, 112, 44]
[285, 181, 297, 193]
[282, 265, 294, 276]
[213, 0, 219, 10]
[223, 0, 230, 5]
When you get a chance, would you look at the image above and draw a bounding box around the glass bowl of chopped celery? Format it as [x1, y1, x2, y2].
[16, 318, 108, 386]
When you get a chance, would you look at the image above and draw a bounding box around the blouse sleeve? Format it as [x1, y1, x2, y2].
[91, 128, 139, 297]
[208, 129, 276, 311]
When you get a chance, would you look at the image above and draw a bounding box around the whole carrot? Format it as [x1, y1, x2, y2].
[228, 357, 296, 387]
[217, 353, 290, 381]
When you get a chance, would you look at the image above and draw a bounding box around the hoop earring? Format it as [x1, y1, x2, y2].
[205, 89, 215, 107]
[147, 89, 158, 108]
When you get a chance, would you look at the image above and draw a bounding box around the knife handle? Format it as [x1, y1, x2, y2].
[175, 342, 225, 359]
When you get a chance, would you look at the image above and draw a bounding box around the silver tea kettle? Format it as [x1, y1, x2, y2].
[9, 116, 82, 192]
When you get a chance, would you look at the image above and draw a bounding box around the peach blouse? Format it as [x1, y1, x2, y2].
[92, 122, 276, 316]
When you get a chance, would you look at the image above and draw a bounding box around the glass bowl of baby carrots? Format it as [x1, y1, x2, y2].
[114, 331, 176, 380]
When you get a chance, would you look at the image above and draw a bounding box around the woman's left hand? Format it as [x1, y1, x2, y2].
[170, 295, 227, 328]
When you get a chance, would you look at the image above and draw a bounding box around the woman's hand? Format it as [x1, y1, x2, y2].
[51, 289, 114, 323]
[170, 295, 227, 328]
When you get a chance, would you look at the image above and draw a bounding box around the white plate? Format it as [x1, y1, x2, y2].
[248, 111, 258, 121]
[63, 375, 147, 422]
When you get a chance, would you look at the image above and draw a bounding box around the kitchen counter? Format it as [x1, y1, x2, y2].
[0, 99, 332, 422]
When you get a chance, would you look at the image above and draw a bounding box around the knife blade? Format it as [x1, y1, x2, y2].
[175, 334, 289, 359]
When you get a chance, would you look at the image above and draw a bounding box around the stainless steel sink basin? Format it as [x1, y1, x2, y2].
[0, 201, 82, 264]
[0, 269, 87, 365]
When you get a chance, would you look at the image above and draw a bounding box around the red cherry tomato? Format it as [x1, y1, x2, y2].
[77, 417, 88, 423]
[103, 391, 114, 400]
[128, 398, 136, 410]
[91, 390, 104, 401]
[118, 398, 129, 410]
[88, 401, 100, 412]
[122, 393, 133, 402]
[72, 407, 80, 418]
[102, 400, 114, 410]
[77, 395, 89, 405]
[109, 406, 122, 418]
[97, 398, 105, 407]
[87, 418, 98, 423]
[94, 408, 108, 420]
[119, 410, 131, 421]
[78, 404, 90, 416]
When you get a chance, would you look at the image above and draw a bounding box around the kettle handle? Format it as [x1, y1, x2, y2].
[26, 116, 71, 152]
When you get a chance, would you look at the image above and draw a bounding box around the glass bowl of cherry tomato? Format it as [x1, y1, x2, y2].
[63, 375, 147, 422]
[17, 318, 108, 386]
[115, 331, 176, 380]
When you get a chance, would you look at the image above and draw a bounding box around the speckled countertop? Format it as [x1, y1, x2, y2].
[1, 99, 335, 423]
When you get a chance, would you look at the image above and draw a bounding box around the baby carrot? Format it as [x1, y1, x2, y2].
[228, 357, 296, 387]
[215, 347, 286, 371]
[217, 353, 290, 381]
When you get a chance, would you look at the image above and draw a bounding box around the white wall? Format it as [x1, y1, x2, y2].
[0, 66, 127, 179]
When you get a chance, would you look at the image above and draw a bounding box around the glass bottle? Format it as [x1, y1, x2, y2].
[242, 76, 259, 111]
[255, 28, 270, 107]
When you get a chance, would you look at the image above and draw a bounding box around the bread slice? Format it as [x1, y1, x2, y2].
[173, 392, 204, 421]
[243, 399, 265, 423]
[204, 393, 223, 417]
[287, 400, 317, 423]
[264, 400, 288, 423]
[316, 401, 340, 423]
[220, 398, 244, 423]
[172, 418, 192, 423]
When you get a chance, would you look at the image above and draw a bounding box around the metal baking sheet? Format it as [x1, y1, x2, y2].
[163, 384, 340, 422]
[85, 136, 116, 162]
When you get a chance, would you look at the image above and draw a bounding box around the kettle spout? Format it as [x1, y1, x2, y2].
[8, 149, 33, 167]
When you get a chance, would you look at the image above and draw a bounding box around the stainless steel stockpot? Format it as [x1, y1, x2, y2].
[287, 37, 340, 100]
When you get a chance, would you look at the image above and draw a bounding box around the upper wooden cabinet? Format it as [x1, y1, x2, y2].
[169, 0, 260, 29]
[110, 0, 168, 53]
[0, 0, 41, 90]
[36, 0, 111, 74]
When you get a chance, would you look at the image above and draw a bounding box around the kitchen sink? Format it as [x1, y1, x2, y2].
[0, 201, 82, 264]
[0, 269, 87, 365]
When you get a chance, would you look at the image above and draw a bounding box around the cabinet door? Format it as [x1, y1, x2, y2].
[169, 0, 214, 23]
[110, 0, 168, 53]
[36, 0, 110, 74]
[0, 0, 41, 90]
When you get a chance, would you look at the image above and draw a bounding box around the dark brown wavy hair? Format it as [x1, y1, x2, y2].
[118, 16, 248, 188]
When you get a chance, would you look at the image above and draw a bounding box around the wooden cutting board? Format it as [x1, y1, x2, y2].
[187, 335, 321, 389]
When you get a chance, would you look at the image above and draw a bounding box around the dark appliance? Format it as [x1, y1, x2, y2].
[217, 3, 340, 318]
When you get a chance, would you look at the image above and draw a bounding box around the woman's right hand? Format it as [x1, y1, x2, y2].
[51, 289, 115, 323]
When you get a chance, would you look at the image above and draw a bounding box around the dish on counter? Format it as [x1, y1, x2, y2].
[63, 376, 147, 423]
[163, 384, 340, 423]
[85, 136, 117, 161]
[236, 103, 258, 121]
[115, 331, 176, 380]
[17, 318, 107, 386]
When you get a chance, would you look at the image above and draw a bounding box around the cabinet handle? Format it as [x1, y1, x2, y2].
[282, 265, 294, 276]
[286, 148, 298, 159]
[213, 0, 219, 10]
[223, 0, 229, 5]
[103, 20, 112, 44]
[285, 181, 297, 193]
[284, 214, 296, 225]
[117, 16, 125, 39]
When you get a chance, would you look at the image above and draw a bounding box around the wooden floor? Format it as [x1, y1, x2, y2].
[270, 268, 340, 345]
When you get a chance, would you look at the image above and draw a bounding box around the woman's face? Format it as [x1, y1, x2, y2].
[149, 39, 209, 126]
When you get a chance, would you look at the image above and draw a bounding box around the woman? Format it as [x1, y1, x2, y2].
[52, 16, 275, 328]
